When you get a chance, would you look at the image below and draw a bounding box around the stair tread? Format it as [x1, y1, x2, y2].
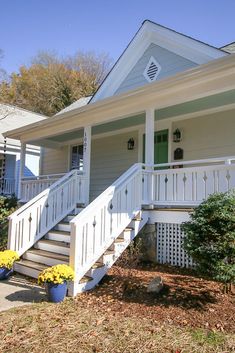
[79, 275, 93, 284]
[91, 262, 104, 269]
[49, 230, 70, 235]
[115, 238, 125, 243]
[15, 259, 48, 271]
[26, 248, 69, 262]
[36, 239, 70, 248]
[125, 227, 134, 231]
[57, 221, 70, 226]
[104, 250, 115, 255]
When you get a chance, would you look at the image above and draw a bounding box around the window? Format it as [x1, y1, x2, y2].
[143, 56, 161, 82]
[71, 145, 83, 170]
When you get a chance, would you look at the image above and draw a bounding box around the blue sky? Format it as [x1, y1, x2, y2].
[1, 0, 235, 74]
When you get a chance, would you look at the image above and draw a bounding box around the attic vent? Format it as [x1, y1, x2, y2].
[143, 56, 161, 82]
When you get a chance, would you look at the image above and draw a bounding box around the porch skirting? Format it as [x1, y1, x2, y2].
[138, 211, 194, 268]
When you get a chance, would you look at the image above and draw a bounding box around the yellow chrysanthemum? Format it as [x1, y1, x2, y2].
[38, 264, 74, 285]
[0, 250, 19, 269]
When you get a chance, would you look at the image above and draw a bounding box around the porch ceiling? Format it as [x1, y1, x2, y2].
[28, 89, 235, 146]
[157, 89, 235, 120]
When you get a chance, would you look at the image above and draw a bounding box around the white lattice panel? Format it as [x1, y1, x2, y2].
[156, 222, 194, 268]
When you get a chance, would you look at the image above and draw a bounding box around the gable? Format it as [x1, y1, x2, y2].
[91, 20, 227, 103]
[115, 43, 198, 95]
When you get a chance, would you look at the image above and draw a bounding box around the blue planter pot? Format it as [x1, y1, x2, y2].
[0, 267, 13, 280]
[45, 281, 68, 303]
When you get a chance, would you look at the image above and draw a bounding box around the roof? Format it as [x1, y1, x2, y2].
[90, 20, 227, 103]
[4, 54, 235, 144]
[0, 103, 47, 150]
[221, 42, 235, 54]
[55, 96, 92, 116]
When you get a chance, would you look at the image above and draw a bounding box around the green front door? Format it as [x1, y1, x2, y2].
[143, 129, 169, 165]
[154, 129, 168, 165]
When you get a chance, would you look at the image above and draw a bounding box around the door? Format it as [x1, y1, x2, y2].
[143, 129, 169, 165]
[155, 130, 168, 165]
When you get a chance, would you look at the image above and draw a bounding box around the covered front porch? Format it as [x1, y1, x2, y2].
[18, 99, 235, 206]
[5, 54, 235, 206]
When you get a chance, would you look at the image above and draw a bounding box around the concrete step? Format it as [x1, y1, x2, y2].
[45, 230, 70, 243]
[34, 239, 70, 256]
[23, 248, 69, 266]
[14, 259, 48, 279]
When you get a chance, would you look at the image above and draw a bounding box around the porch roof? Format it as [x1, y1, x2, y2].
[4, 54, 235, 146]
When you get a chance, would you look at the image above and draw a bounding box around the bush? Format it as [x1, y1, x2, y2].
[0, 195, 18, 250]
[182, 192, 235, 292]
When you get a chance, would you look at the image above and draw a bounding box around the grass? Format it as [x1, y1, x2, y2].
[0, 298, 234, 353]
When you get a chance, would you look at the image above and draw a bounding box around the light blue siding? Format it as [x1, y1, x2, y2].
[115, 43, 198, 95]
[5, 154, 16, 179]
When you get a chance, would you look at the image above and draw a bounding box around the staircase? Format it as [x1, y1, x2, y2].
[8, 163, 148, 295]
[14, 210, 147, 293]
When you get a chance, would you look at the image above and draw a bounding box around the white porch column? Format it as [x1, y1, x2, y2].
[83, 126, 91, 205]
[18, 142, 26, 200]
[145, 108, 155, 166]
[145, 108, 155, 205]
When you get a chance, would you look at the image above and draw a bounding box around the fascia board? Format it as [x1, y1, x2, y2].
[147, 22, 227, 64]
[91, 27, 152, 102]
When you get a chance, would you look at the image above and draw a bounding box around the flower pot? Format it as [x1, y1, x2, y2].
[45, 281, 68, 303]
[0, 267, 13, 280]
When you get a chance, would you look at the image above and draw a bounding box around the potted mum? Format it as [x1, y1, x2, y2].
[38, 264, 74, 303]
[0, 250, 19, 280]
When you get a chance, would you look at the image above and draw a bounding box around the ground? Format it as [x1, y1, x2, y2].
[0, 263, 234, 353]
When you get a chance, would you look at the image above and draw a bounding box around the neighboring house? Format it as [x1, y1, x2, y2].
[0, 104, 47, 197]
[4, 20, 235, 296]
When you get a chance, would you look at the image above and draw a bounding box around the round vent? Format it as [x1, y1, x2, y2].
[143, 56, 161, 82]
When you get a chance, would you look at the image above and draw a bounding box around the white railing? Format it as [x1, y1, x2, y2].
[142, 157, 235, 206]
[21, 173, 65, 202]
[69, 163, 143, 293]
[8, 170, 86, 256]
[0, 178, 15, 195]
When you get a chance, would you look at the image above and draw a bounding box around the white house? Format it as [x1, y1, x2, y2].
[0, 104, 47, 197]
[4, 21, 235, 296]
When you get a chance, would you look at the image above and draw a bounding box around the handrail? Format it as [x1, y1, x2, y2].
[70, 163, 143, 291]
[21, 173, 66, 181]
[148, 156, 235, 169]
[71, 163, 142, 222]
[8, 169, 86, 256]
[10, 169, 79, 218]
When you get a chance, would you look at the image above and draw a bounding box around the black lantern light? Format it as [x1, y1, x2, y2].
[127, 138, 135, 150]
[173, 129, 182, 143]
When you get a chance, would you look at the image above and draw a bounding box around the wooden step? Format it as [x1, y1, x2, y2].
[115, 237, 125, 243]
[35, 239, 70, 255]
[133, 217, 143, 221]
[79, 275, 93, 284]
[54, 221, 71, 232]
[91, 262, 104, 269]
[46, 229, 70, 242]
[24, 248, 69, 266]
[124, 227, 134, 231]
[103, 249, 115, 256]
[14, 259, 48, 279]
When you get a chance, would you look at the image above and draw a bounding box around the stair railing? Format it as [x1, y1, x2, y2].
[8, 169, 86, 256]
[69, 163, 143, 293]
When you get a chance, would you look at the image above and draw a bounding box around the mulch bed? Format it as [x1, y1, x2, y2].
[78, 263, 235, 333]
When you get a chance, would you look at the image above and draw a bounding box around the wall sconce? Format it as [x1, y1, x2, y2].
[173, 129, 182, 143]
[127, 138, 135, 150]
